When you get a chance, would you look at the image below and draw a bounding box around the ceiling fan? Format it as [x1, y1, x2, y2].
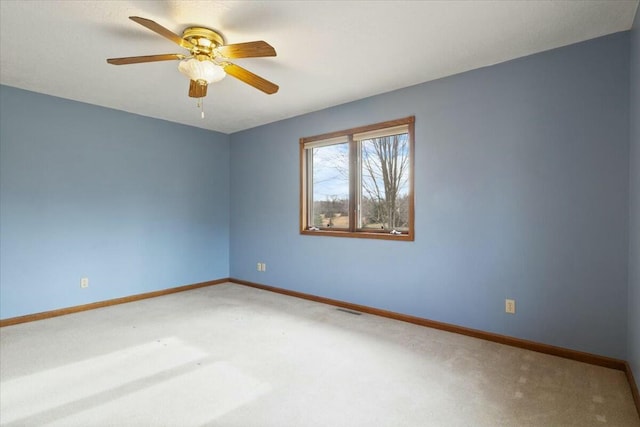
[107, 16, 278, 99]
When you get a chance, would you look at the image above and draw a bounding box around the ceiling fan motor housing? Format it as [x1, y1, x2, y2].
[182, 27, 224, 58]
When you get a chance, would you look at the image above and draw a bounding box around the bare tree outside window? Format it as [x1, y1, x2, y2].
[359, 134, 410, 231]
[300, 117, 414, 241]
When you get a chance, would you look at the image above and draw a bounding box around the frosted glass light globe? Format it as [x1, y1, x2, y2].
[178, 58, 226, 84]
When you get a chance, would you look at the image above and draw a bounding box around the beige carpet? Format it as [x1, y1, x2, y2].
[1, 283, 638, 426]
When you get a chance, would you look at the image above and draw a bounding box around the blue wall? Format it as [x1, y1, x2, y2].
[229, 33, 630, 359]
[629, 5, 640, 377]
[1, 30, 635, 363]
[0, 86, 230, 319]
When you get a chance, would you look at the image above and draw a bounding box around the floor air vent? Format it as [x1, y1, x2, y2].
[336, 308, 362, 315]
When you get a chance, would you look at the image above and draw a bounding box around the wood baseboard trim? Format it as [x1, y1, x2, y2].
[0, 278, 230, 327]
[230, 278, 627, 371]
[625, 362, 640, 419]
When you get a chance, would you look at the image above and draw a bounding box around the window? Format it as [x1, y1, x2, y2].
[300, 116, 414, 240]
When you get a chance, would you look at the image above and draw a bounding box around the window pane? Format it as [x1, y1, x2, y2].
[359, 133, 410, 231]
[311, 143, 350, 228]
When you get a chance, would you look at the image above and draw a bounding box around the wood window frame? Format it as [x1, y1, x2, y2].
[300, 116, 415, 241]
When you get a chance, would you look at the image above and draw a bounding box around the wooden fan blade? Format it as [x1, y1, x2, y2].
[107, 53, 185, 65]
[223, 63, 279, 94]
[217, 41, 276, 59]
[189, 80, 208, 98]
[129, 16, 193, 49]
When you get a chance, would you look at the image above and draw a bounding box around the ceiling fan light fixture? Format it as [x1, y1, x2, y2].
[107, 17, 278, 98]
[178, 58, 226, 84]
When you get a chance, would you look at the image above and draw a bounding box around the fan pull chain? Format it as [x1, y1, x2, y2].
[196, 98, 205, 119]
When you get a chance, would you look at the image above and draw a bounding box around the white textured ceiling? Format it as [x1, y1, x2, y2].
[1, 0, 638, 134]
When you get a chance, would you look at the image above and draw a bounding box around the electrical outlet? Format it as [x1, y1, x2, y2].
[261, 263, 266, 272]
[80, 277, 89, 288]
[505, 299, 515, 314]
[257, 262, 262, 272]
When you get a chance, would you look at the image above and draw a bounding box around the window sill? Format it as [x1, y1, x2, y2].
[300, 229, 414, 241]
